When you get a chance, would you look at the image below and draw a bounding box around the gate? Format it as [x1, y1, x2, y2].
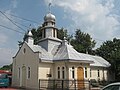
[39, 79, 90, 90]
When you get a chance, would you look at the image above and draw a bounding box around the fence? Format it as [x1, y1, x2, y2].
[39, 79, 90, 90]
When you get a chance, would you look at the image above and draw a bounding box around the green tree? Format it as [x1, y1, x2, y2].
[0, 64, 12, 70]
[96, 38, 120, 81]
[57, 27, 68, 40]
[71, 29, 96, 54]
[31, 27, 42, 44]
[57, 28, 73, 43]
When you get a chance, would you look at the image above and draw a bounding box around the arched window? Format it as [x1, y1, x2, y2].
[58, 67, 60, 79]
[62, 67, 65, 79]
[90, 69, 92, 77]
[72, 67, 75, 79]
[53, 29, 55, 37]
[85, 67, 87, 78]
[98, 70, 100, 77]
[23, 48, 26, 54]
[44, 29, 46, 38]
[18, 68, 20, 79]
[28, 67, 30, 79]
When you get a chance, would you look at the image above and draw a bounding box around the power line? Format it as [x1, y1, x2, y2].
[13, 21, 30, 28]
[3, 11, 39, 24]
[0, 11, 26, 32]
[0, 24, 24, 34]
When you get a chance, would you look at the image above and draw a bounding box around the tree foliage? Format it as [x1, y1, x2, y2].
[57, 27, 73, 42]
[71, 29, 96, 54]
[0, 64, 12, 70]
[96, 38, 120, 81]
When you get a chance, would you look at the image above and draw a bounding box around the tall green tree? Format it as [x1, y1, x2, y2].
[57, 28, 68, 40]
[96, 38, 120, 81]
[71, 29, 96, 54]
[57, 28, 73, 43]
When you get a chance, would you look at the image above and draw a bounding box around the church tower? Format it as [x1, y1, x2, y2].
[25, 30, 34, 45]
[41, 3, 57, 39]
[41, 12, 57, 38]
[38, 3, 61, 52]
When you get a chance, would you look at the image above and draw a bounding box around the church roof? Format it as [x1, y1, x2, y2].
[90, 55, 111, 67]
[53, 44, 94, 63]
[27, 40, 110, 67]
[28, 44, 53, 60]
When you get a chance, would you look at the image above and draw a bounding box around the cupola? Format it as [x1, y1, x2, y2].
[44, 13, 56, 22]
[41, 3, 58, 39]
[26, 30, 34, 45]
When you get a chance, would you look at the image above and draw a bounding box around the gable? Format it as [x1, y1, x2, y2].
[13, 42, 35, 58]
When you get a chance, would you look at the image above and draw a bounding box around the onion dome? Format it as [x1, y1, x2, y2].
[44, 13, 56, 22]
[27, 30, 33, 37]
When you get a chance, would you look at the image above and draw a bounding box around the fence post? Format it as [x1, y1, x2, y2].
[89, 80, 91, 90]
[39, 79, 40, 90]
[53, 79, 55, 90]
[62, 80, 64, 90]
[74, 79, 76, 90]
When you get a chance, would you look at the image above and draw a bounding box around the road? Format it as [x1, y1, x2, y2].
[0, 87, 24, 90]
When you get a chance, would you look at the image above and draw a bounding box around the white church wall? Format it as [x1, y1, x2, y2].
[53, 62, 90, 80]
[90, 66, 108, 81]
[38, 62, 53, 79]
[12, 43, 39, 90]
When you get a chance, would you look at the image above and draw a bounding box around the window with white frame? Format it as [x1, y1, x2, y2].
[72, 67, 75, 79]
[85, 67, 87, 78]
[28, 67, 30, 79]
[18, 68, 20, 79]
[62, 67, 65, 79]
[90, 69, 92, 77]
[98, 70, 100, 77]
[58, 67, 60, 79]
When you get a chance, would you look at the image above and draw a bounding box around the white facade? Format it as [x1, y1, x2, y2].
[12, 12, 110, 90]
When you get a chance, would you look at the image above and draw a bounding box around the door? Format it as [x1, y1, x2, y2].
[77, 67, 84, 89]
[22, 66, 26, 87]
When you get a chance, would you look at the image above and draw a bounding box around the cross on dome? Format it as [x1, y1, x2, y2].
[44, 3, 56, 22]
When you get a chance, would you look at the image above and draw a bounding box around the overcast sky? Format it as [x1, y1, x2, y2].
[0, 0, 120, 67]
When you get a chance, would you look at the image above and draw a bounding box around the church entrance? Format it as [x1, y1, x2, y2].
[22, 66, 26, 87]
[77, 67, 84, 89]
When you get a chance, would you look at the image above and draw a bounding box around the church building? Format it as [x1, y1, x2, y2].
[12, 10, 110, 90]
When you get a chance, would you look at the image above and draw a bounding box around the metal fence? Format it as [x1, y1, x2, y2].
[39, 79, 90, 90]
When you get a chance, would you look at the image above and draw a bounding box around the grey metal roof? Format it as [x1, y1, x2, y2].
[28, 44, 53, 60]
[53, 44, 94, 63]
[90, 55, 111, 67]
[27, 41, 110, 67]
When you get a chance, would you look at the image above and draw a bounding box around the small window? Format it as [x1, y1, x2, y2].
[90, 69, 92, 77]
[44, 29, 46, 38]
[18, 68, 20, 79]
[72, 67, 75, 79]
[98, 70, 100, 77]
[85, 67, 87, 78]
[58, 67, 60, 79]
[62, 67, 65, 79]
[28, 67, 30, 79]
[53, 29, 55, 37]
[23, 48, 26, 53]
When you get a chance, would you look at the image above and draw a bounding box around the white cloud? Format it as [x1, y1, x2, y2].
[45, 0, 120, 47]
[0, 48, 15, 67]
[0, 33, 8, 44]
